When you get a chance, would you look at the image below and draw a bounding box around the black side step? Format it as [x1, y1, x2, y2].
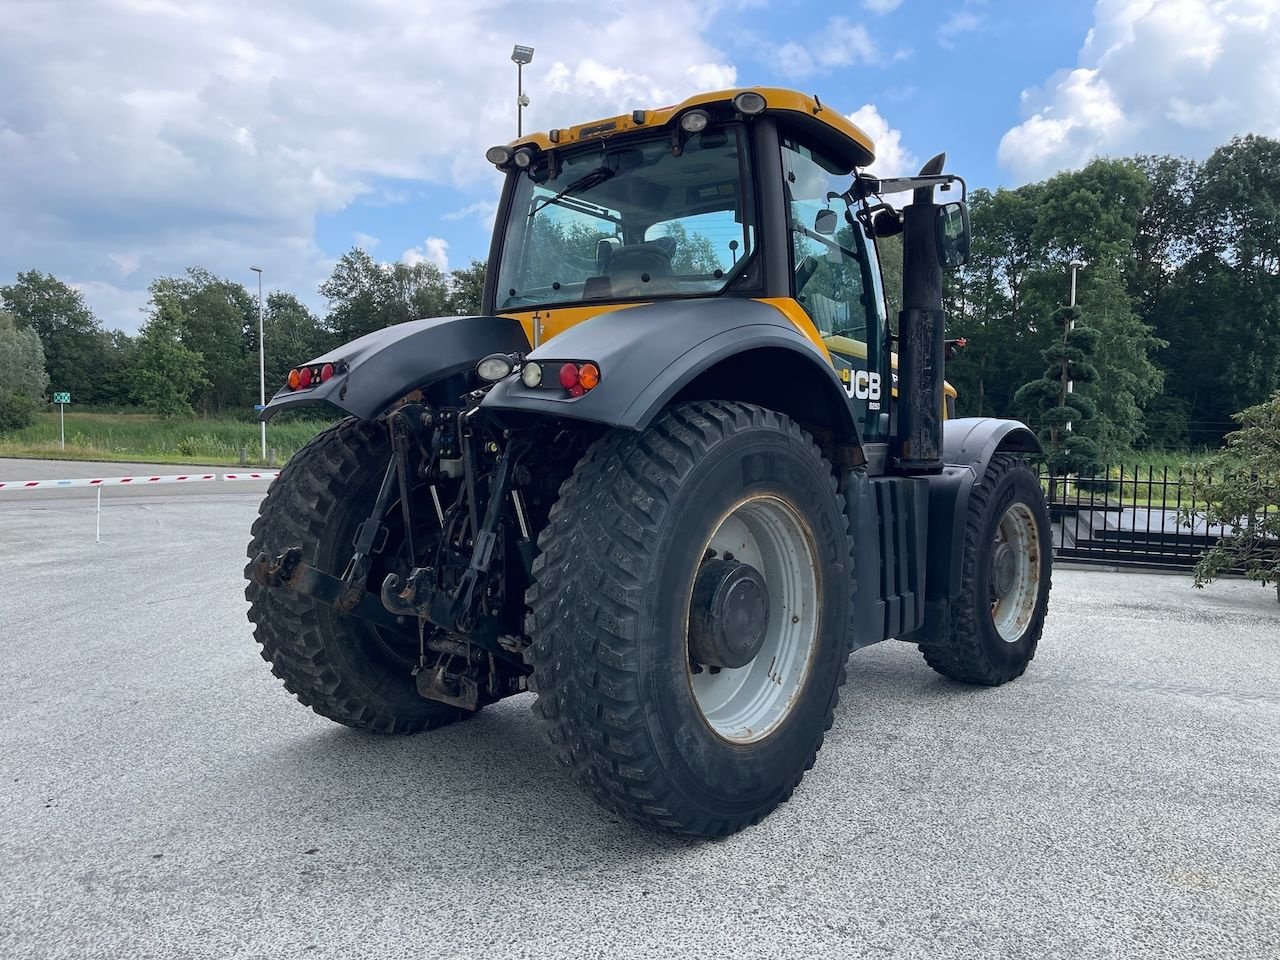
[843, 472, 929, 647]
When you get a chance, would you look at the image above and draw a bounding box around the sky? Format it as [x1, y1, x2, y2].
[2, 0, 1278, 334]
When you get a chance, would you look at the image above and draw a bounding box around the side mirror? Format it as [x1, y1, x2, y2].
[814, 209, 838, 236]
[936, 201, 970, 269]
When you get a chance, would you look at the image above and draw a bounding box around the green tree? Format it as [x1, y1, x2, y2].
[1187, 390, 1280, 602]
[1157, 136, 1280, 446]
[1013, 305, 1103, 476]
[388, 260, 452, 321]
[321, 248, 386, 341]
[0, 310, 50, 431]
[1075, 259, 1166, 453]
[1, 270, 112, 403]
[130, 298, 207, 417]
[1129, 154, 1198, 318]
[263, 292, 331, 391]
[320, 248, 454, 341]
[448, 260, 487, 315]
[149, 268, 256, 416]
[0, 310, 50, 401]
[98, 330, 139, 408]
[945, 186, 1045, 417]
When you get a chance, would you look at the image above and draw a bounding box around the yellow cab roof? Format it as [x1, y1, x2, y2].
[510, 87, 876, 172]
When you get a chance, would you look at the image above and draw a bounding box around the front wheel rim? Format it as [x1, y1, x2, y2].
[990, 501, 1042, 642]
[686, 495, 821, 744]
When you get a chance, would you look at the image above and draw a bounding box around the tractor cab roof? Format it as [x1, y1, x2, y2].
[510, 87, 876, 173]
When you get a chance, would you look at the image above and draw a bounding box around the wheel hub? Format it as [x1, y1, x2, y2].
[688, 558, 770, 669]
[991, 541, 1017, 599]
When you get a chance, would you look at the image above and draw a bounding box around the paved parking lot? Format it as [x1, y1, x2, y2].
[2, 471, 1278, 959]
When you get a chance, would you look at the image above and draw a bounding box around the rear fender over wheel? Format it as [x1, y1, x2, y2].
[526, 400, 856, 837]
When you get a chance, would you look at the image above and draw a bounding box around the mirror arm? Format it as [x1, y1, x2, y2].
[850, 173, 967, 203]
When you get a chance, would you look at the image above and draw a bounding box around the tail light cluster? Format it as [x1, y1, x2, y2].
[287, 362, 335, 391]
[520, 361, 600, 398]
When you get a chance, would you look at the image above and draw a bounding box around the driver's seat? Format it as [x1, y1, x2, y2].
[606, 238, 675, 294]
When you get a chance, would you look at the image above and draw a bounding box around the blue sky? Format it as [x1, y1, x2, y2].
[313, 2, 1098, 274]
[2, 0, 1275, 332]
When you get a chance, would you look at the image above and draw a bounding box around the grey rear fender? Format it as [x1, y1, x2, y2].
[942, 417, 1042, 478]
[259, 315, 530, 421]
[481, 298, 860, 443]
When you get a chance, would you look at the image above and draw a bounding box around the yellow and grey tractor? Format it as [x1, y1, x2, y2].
[247, 88, 1051, 837]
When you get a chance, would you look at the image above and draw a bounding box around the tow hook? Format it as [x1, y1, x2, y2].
[250, 546, 412, 635]
[250, 546, 303, 589]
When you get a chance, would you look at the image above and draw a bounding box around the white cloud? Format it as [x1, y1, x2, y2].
[998, 0, 1280, 182]
[0, 0, 740, 331]
[402, 237, 450, 272]
[863, 0, 905, 13]
[847, 104, 919, 177]
[442, 200, 500, 226]
[765, 17, 891, 79]
[937, 9, 985, 49]
[352, 232, 380, 251]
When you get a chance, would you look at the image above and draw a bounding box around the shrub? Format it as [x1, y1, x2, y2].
[0, 389, 39, 433]
[1186, 391, 1280, 602]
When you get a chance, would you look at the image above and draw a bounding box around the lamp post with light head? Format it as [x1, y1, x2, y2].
[512, 44, 534, 137]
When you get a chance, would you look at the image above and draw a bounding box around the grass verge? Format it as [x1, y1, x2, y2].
[0, 411, 332, 466]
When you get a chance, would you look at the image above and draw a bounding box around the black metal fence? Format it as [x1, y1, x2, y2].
[1038, 465, 1271, 570]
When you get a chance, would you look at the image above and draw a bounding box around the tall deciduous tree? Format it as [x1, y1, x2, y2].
[1, 270, 111, 402]
[448, 260, 487, 315]
[0, 310, 50, 401]
[149, 268, 256, 416]
[945, 186, 1045, 418]
[1161, 136, 1280, 445]
[130, 298, 207, 417]
[263, 292, 331, 392]
[320, 247, 453, 341]
[0, 310, 50, 431]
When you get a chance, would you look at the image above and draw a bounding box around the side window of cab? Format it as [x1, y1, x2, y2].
[780, 136, 890, 442]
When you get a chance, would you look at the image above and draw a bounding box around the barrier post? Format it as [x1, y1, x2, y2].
[96, 485, 102, 543]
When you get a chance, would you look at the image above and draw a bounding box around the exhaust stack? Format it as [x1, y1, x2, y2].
[894, 153, 947, 474]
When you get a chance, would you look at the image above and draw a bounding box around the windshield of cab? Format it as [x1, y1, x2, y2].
[494, 126, 755, 311]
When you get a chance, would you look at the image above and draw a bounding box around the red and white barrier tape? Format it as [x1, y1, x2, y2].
[0, 472, 276, 490]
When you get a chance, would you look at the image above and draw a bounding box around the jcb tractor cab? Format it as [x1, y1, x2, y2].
[248, 87, 1052, 838]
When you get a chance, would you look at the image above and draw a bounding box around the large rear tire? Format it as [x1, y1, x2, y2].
[526, 401, 855, 837]
[918, 453, 1052, 685]
[244, 417, 467, 733]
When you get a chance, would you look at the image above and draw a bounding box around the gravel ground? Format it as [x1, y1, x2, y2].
[1, 483, 1277, 960]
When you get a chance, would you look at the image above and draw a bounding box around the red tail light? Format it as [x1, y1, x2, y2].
[320, 363, 334, 382]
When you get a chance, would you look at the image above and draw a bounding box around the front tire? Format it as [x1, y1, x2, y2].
[918, 453, 1052, 685]
[526, 401, 855, 837]
[245, 417, 466, 733]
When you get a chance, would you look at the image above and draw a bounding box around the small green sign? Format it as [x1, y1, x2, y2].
[53, 392, 71, 404]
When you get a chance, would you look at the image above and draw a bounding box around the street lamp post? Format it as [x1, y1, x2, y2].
[512, 44, 534, 137]
[250, 266, 266, 461]
[1065, 259, 1086, 432]
[1069, 259, 1085, 309]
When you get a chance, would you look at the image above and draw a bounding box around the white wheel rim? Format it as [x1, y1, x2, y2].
[686, 495, 821, 743]
[991, 502, 1042, 642]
